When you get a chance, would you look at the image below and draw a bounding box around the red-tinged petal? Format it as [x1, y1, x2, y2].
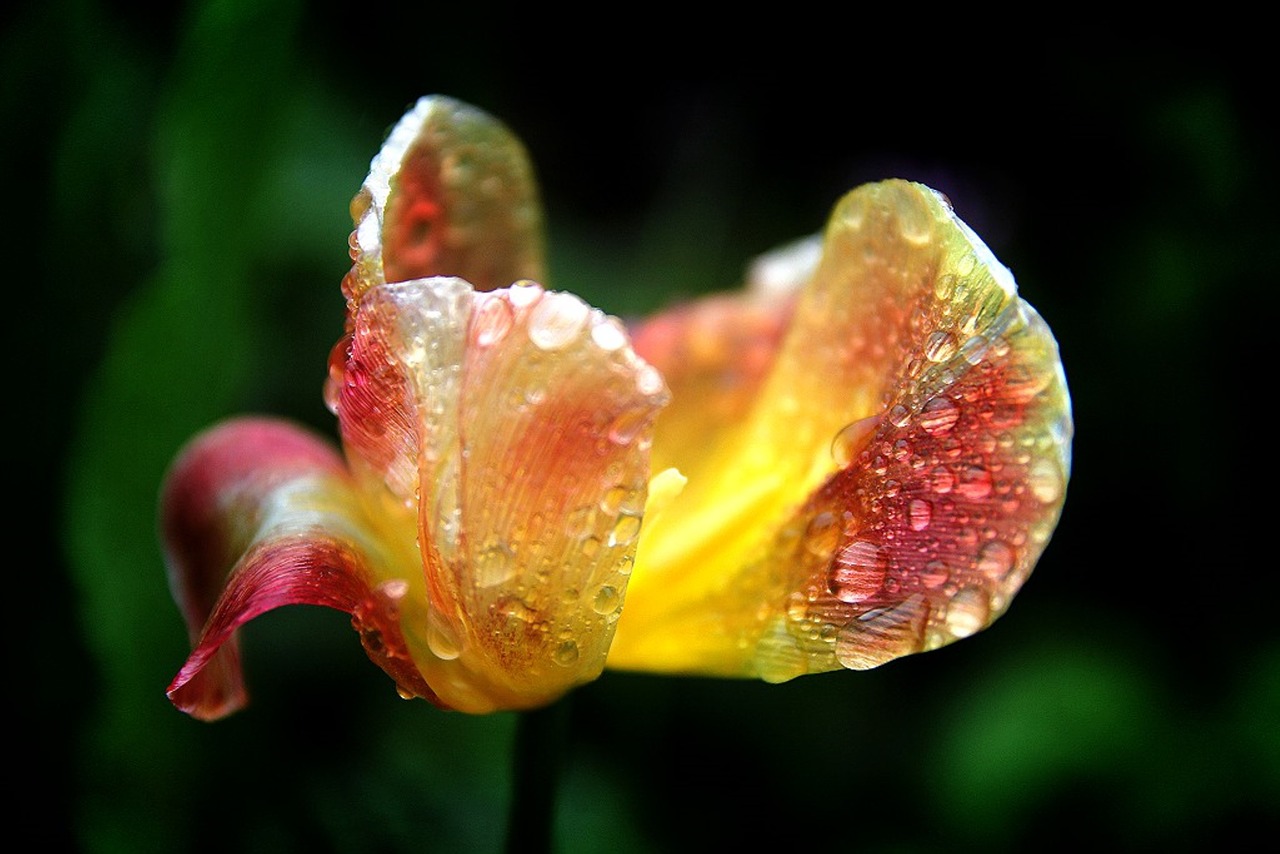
[160, 418, 438, 720]
[328, 276, 668, 711]
[610, 181, 1071, 679]
[343, 95, 546, 305]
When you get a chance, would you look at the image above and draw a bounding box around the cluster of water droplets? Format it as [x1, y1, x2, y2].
[765, 189, 1069, 676]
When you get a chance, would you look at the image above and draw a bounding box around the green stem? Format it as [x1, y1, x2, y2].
[504, 697, 569, 854]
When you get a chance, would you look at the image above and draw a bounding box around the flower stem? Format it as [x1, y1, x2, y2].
[505, 697, 569, 854]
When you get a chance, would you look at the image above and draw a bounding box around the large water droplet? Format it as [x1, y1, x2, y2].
[553, 639, 580, 666]
[944, 587, 990, 638]
[591, 317, 627, 352]
[609, 512, 642, 547]
[908, 498, 933, 531]
[528, 292, 589, 350]
[834, 594, 926, 669]
[426, 612, 462, 660]
[956, 465, 993, 500]
[888, 404, 911, 428]
[924, 331, 957, 363]
[831, 414, 881, 467]
[473, 296, 514, 347]
[919, 397, 960, 435]
[921, 560, 949, 588]
[931, 465, 955, 494]
[593, 585, 621, 615]
[1028, 457, 1063, 504]
[976, 540, 1015, 580]
[608, 408, 650, 445]
[830, 540, 886, 603]
[804, 511, 841, 559]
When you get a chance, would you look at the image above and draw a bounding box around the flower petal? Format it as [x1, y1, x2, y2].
[344, 95, 546, 303]
[328, 276, 668, 711]
[610, 180, 1072, 679]
[161, 418, 438, 720]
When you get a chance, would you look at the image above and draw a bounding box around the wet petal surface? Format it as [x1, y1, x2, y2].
[328, 276, 669, 711]
[610, 181, 1072, 678]
[161, 418, 437, 720]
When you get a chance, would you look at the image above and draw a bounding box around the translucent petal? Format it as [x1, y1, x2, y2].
[609, 180, 1072, 678]
[344, 94, 546, 304]
[328, 276, 668, 711]
[160, 418, 438, 720]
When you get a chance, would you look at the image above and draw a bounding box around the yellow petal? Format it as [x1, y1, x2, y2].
[330, 275, 669, 711]
[609, 181, 1072, 679]
[345, 95, 546, 303]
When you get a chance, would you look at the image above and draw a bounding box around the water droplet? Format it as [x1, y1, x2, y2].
[804, 511, 841, 558]
[591, 317, 627, 352]
[832, 414, 881, 467]
[944, 587, 990, 638]
[609, 512, 642, 547]
[924, 331, 957, 362]
[528, 292, 589, 350]
[897, 204, 933, 245]
[977, 540, 1015, 580]
[921, 560, 949, 588]
[475, 541, 517, 588]
[956, 465, 993, 500]
[919, 397, 960, 435]
[608, 408, 650, 445]
[553, 639, 580, 666]
[954, 252, 976, 276]
[830, 540, 887, 603]
[473, 296, 514, 347]
[508, 280, 541, 307]
[593, 585, 621, 615]
[426, 612, 462, 660]
[834, 594, 926, 669]
[959, 335, 989, 365]
[931, 465, 955, 494]
[1028, 457, 1063, 504]
[636, 364, 665, 397]
[934, 273, 957, 301]
[908, 498, 933, 531]
[888, 404, 911, 427]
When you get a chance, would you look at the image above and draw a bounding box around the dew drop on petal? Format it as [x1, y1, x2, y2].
[921, 560, 950, 588]
[908, 498, 933, 531]
[427, 612, 462, 661]
[1028, 457, 1064, 504]
[591, 317, 627, 352]
[528, 291, 589, 350]
[919, 397, 960, 435]
[830, 540, 887, 603]
[609, 512, 642, 547]
[835, 594, 926, 669]
[888, 404, 911, 428]
[924, 331, 957, 363]
[832, 414, 881, 467]
[636, 364, 665, 397]
[931, 465, 955, 494]
[944, 587, 991, 638]
[804, 511, 841, 558]
[976, 540, 1015, 580]
[593, 585, 621, 615]
[473, 296, 514, 347]
[956, 465, 993, 500]
[608, 408, 649, 446]
[553, 639, 580, 666]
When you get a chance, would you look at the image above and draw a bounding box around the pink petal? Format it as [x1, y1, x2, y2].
[161, 417, 437, 720]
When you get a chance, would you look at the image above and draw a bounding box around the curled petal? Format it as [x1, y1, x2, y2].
[610, 180, 1072, 678]
[345, 95, 546, 303]
[161, 418, 438, 720]
[328, 276, 668, 712]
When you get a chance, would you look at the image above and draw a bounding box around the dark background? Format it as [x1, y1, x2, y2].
[9, 3, 1277, 851]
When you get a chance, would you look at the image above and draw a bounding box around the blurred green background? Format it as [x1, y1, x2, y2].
[10, 2, 1277, 850]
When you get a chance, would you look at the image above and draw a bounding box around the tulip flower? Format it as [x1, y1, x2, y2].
[161, 95, 1071, 720]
